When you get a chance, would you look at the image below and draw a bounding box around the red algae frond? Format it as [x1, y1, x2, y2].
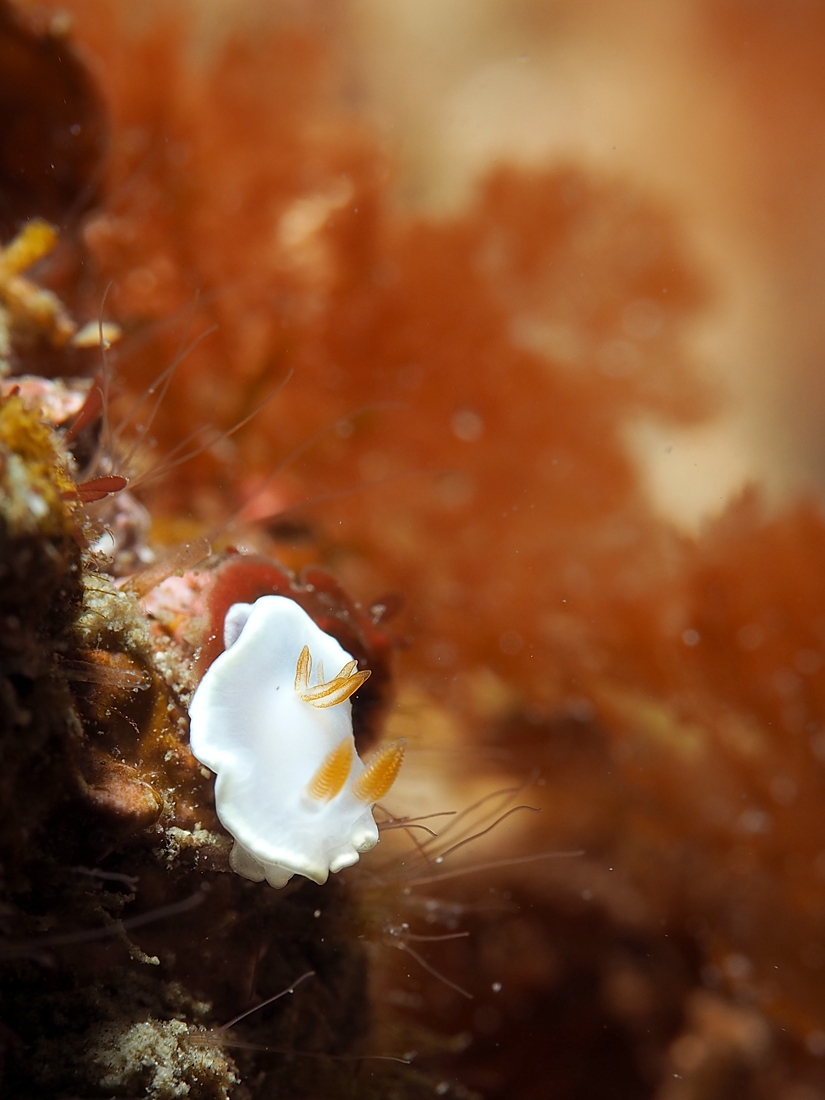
[0, 390, 77, 525]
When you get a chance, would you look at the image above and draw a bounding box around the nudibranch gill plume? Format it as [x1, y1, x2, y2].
[188, 595, 405, 888]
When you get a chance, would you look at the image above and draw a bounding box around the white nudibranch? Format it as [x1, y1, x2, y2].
[188, 595, 405, 888]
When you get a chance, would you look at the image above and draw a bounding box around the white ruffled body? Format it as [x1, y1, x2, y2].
[188, 595, 382, 888]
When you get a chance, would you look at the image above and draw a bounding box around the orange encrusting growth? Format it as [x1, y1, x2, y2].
[0, 219, 77, 349]
[352, 739, 406, 804]
[306, 737, 354, 802]
[0, 218, 57, 277]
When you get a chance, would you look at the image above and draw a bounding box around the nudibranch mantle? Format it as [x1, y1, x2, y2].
[188, 595, 403, 888]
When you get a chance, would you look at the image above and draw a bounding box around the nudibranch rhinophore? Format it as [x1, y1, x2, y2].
[188, 594, 405, 888]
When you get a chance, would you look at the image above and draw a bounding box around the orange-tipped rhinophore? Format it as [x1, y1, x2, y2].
[294, 644, 371, 709]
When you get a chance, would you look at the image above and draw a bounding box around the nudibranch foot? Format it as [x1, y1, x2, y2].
[188, 594, 403, 888]
[229, 841, 293, 889]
